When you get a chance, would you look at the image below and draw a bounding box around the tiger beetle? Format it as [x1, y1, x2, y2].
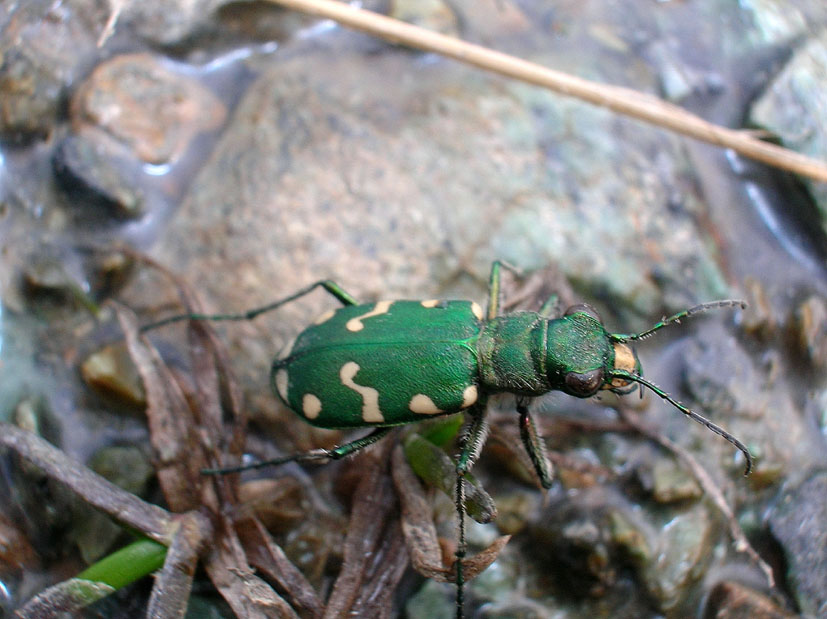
[143, 260, 752, 617]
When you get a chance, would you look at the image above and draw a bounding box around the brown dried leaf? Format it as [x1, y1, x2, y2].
[351, 519, 409, 618]
[204, 519, 299, 619]
[116, 303, 205, 512]
[324, 441, 397, 618]
[455, 534, 511, 581]
[391, 444, 452, 581]
[235, 516, 324, 618]
[15, 578, 115, 617]
[147, 511, 211, 618]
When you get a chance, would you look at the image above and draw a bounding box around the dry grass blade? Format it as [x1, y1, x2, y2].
[618, 407, 776, 592]
[392, 444, 511, 584]
[235, 516, 324, 618]
[117, 304, 207, 512]
[391, 444, 453, 581]
[0, 424, 174, 544]
[266, 0, 827, 184]
[324, 441, 397, 618]
[15, 579, 116, 616]
[350, 519, 409, 618]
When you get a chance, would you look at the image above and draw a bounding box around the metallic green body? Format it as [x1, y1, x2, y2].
[272, 299, 621, 429]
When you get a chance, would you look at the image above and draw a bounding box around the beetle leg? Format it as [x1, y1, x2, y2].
[141, 279, 359, 331]
[516, 398, 554, 489]
[452, 402, 490, 617]
[537, 293, 559, 319]
[202, 427, 392, 475]
[486, 261, 523, 320]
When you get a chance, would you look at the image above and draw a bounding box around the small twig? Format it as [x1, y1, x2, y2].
[0, 424, 175, 545]
[266, 0, 827, 184]
[617, 407, 776, 592]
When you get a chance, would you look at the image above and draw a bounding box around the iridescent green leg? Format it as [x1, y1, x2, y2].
[537, 293, 559, 319]
[141, 279, 359, 332]
[453, 401, 490, 618]
[486, 260, 523, 320]
[202, 426, 392, 475]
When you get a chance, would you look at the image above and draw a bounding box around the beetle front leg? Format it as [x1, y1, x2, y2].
[516, 398, 554, 489]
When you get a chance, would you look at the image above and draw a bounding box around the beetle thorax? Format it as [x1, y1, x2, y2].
[477, 313, 551, 396]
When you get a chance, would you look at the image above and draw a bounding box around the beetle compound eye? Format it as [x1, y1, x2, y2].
[564, 368, 604, 397]
[564, 303, 602, 322]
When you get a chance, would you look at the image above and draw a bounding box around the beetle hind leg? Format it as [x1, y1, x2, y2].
[452, 403, 490, 617]
[202, 426, 392, 475]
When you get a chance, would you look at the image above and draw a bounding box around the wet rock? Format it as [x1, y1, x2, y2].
[389, 0, 459, 38]
[72, 445, 154, 563]
[215, 0, 329, 44]
[749, 31, 827, 225]
[87, 445, 154, 496]
[607, 508, 653, 567]
[70, 52, 225, 165]
[13, 397, 61, 447]
[641, 504, 714, 610]
[81, 342, 147, 408]
[703, 580, 795, 619]
[633, 457, 703, 504]
[491, 490, 539, 536]
[738, 0, 811, 45]
[790, 294, 827, 371]
[741, 277, 778, 340]
[529, 489, 646, 597]
[20, 250, 101, 317]
[0, 0, 108, 141]
[53, 131, 147, 219]
[647, 39, 724, 102]
[405, 578, 454, 619]
[477, 598, 554, 619]
[237, 477, 307, 534]
[766, 469, 827, 617]
[681, 323, 816, 481]
[85, 248, 136, 299]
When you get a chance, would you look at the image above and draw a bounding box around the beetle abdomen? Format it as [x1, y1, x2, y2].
[272, 300, 484, 428]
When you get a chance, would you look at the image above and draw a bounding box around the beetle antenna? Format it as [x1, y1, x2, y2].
[611, 370, 753, 476]
[611, 300, 746, 343]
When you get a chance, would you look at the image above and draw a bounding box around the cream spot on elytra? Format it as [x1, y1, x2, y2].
[346, 300, 393, 332]
[302, 393, 322, 419]
[409, 393, 442, 415]
[340, 361, 384, 423]
[471, 302, 484, 321]
[314, 309, 336, 325]
[421, 299, 440, 308]
[461, 385, 478, 408]
[274, 369, 289, 402]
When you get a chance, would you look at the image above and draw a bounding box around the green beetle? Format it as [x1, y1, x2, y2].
[146, 261, 752, 616]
